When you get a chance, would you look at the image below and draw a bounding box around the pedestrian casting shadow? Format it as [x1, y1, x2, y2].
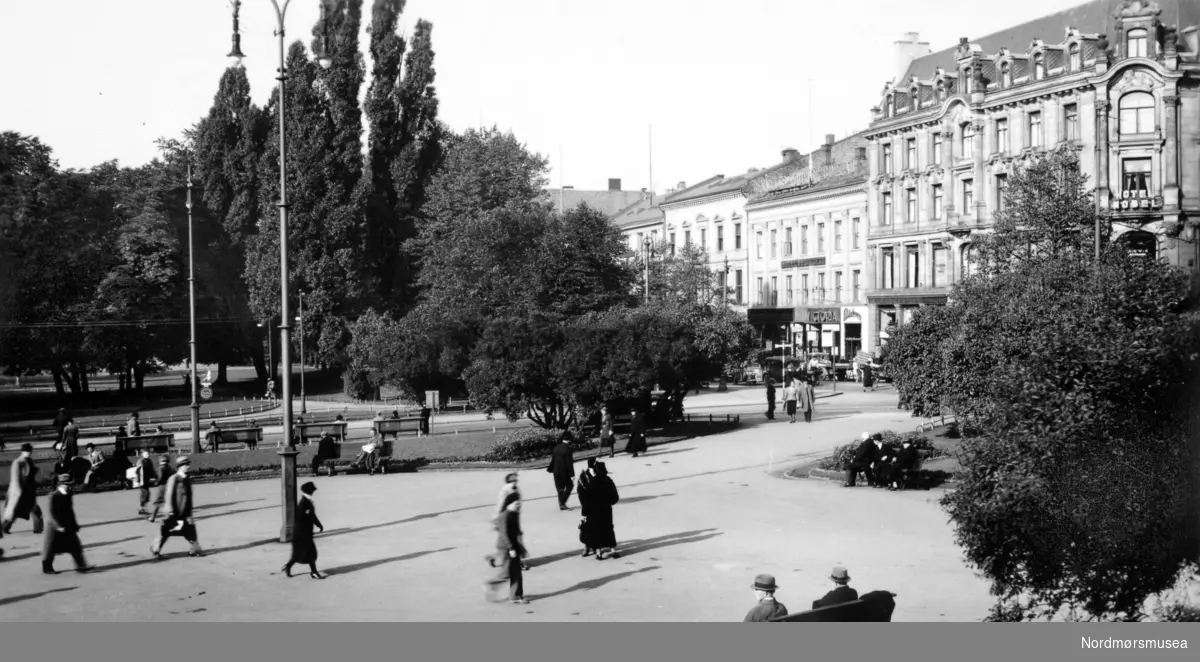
[194, 504, 279, 522]
[619, 493, 675, 506]
[640, 447, 695, 458]
[321, 547, 456, 577]
[3, 535, 144, 562]
[0, 586, 78, 608]
[525, 565, 662, 602]
[528, 528, 721, 568]
[88, 498, 267, 528]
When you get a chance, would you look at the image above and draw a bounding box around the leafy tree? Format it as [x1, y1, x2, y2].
[463, 314, 574, 429]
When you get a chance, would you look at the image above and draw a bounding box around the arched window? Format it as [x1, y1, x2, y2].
[1117, 230, 1157, 260]
[1001, 62, 1011, 87]
[1119, 92, 1155, 134]
[1033, 54, 1045, 80]
[1127, 28, 1148, 58]
[1068, 43, 1081, 70]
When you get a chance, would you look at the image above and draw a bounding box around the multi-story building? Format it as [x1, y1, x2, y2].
[611, 192, 666, 263]
[863, 0, 1200, 353]
[743, 133, 871, 361]
[548, 178, 648, 218]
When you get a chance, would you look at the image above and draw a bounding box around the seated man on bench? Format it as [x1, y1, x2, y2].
[82, 443, 107, 491]
[311, 432, 339, 477]
[350, 434, 383, 475]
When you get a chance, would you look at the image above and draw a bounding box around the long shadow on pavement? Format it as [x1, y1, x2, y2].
[528, 529, 720, 568]
[0, 586, 78, 608]
[619, 494, 675, 506]
[639, 448, 695, 458]
[3, 535, 144, 562]
[88, 498, 268, 528]
[525, 565, 662, 602]
[321, 547, 456, 577]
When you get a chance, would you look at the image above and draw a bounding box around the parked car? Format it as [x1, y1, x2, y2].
[740, 363, 764, 384]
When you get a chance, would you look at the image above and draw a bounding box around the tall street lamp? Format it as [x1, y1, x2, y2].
[295, 291, 305, 416]
[257, 319, 273, 381]
[186, 163, 201, 455]
[642, 236, 653, 302]
[229, 0, 332, 544]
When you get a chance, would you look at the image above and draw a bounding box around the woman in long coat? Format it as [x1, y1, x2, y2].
[625, 408, 647, 457]
[587, 462, 621, 560]
[283, 481, 324, 579]
[598, 407, 615, 458]
[3, 443, 44, 535]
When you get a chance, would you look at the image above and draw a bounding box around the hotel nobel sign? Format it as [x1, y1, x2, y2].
[1111, 190, 1163, 211]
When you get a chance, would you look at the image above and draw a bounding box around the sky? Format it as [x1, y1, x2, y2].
[0, 0, 1098, 197]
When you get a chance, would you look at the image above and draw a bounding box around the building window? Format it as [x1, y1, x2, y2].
[835, 271, 843, 303]
[1119, 92, 1155, 135]
[735, 270, 743, 304]
[881, 248, 895, 289]
[906, 189, 917, 223]
[801, 226, 809, 254]
[1001, 62, 1011, 87]
[757, 277, 764, 305]
[734, 223, 742, 249]
[717, 226, 724, 251]
[963, 179, 974, 211]
[905, 245, 920, 288]
[785, 227, 793, 256]
[1034, 54, 1045, 80]
[906, 138, 916, 170]
[852, 218, 861, 249]
[882, 193, 893, 225]
[852, 269, 861, 302]
[786, 275, 793, 305]
[1122, 157, 1152, 196]
[834, 220, 843, 251]
[932, 244, 948, 287]
[817, 223, 825, 253]
[755, 231, 762, 258]
[801, 275, 809, 303]
[1069, 44, 1081, 70]
[770, 276, 778, 306]
[770, 229, 777, 258]
[669, 232, 676, 255]
[636, 232, 643, 252]
[932, 132, 943, 165]
[995, 118, 1009, 154]
[817, 273, 826, 301]
[882, 143, 893, 174]
[962, 123, 975, 159]
[1064, 103, 1079, 141]
[962, 244, 975, 277]
[1028, 111, 1043, 148]
[1127, 28, 1148, 58]
[700, 228, 707, 251]
[932, 184, 944, 220]
[996, 174, 1009, 212]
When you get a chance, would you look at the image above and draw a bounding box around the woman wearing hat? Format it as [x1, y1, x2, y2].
[150, 457, 203, 558]
[42, 473, 92, 574]
[485, 491, 529, 604]
[3, 443, 44, 535]
[282, 482, 325, 579]
[586, 462, 621, 560]
[743, 574, 788, 621]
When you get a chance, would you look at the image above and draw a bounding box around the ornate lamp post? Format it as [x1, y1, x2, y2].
[228, 0, 331, 544]
[186, 163, 201, 455]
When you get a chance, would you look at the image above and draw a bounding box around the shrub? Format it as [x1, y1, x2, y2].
[1154, 602, 1200, 622]
[819, 442, 859, 471]
[485, 427, 593, 463]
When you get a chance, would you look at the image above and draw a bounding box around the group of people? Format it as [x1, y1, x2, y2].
[743, 566, 860, 621]
[765, 377, 816, 423]
[844, 432, 920, 490]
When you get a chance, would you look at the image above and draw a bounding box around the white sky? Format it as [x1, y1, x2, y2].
[1, 0, 1093, 195]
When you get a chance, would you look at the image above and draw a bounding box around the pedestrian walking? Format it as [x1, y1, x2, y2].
[547, 431, 576, 510]
[485, 492, 529, 605]
[799, 379, 816, 423]
[42, 473, 92, 575]
[783, 381, 798, 423]
[147, 455, 171, 522]
[2, 443, 45, 535]
[52, 408, 69, 448]
[576, 458, 597, 557]
[861, 364, 875, 392]
[743, 574, 788, 622]
[150, 457, 203, 558]
[134, 450, 157, 516]
[203, 421, 221, 453]
[59, 417, 80, 463]
[585, 462, 620, 560]
[282, 482, 325, 579]
[598, 406, 616, 458]
[812, 566, 858, 609]
[765, 378, 777, 420]
[625, 408, 647, 457]
[487, 473, 529, 570]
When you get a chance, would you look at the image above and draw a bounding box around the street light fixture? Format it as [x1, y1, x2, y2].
[186, 163, 201, 455]
[642, 236, 653, 302]
[230, 0, 329, 544]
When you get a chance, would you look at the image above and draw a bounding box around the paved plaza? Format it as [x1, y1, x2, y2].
[0, 391, 994, 622]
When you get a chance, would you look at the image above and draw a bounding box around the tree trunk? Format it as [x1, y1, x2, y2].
[79, 364, 89, 394]
[216, 361, 229, 385]
[134, 362, 146, 394]
[51, 366, 66, 398]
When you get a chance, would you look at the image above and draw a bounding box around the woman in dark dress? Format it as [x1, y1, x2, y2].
[587, 462, 621, 560]
[282, 481, 325, 579]
[625, 408, 647, 457]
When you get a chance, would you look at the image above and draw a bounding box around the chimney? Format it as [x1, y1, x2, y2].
[677, 181, 686, 191]
[782, 147, 801, 163]
[608, 178, 621, 191]
[893, 31, 932, 84]
[563, 185, 574, 190]
[825, 134, 835, 146]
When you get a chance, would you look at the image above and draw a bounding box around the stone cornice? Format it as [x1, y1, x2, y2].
[660, 190, 744, 211]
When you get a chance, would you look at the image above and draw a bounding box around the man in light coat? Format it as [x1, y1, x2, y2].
[798, 379, 816, 423]
[3, 443, 44, 535]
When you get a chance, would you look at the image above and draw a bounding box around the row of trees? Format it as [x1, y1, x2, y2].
[882, 147, 1200, 621]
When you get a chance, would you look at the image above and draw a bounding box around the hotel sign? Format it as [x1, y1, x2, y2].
[782, 257, 826, 269]
[1111, 190, 1163, 211]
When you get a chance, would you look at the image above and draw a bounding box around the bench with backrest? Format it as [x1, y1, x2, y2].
[209, 427, 263, 452]
[374, 417, 423, 439]
[322, 436, 394, 474]
[295, 422, 347, 445]
[115, 433, 175, 456]
[769, 591, 896, 622]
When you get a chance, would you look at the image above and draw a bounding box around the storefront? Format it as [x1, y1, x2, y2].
[749, 305, 868, 363]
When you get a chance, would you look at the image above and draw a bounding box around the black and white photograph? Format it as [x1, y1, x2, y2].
[1, 0, 1200, 639]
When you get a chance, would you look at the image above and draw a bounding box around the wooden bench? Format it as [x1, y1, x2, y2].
[323, 438, 394, 474]
[114, 433, 175, 456]
[295, 422, 347, 445]
[374, 417, 422, 439]
[210, 427, 263, 452]
[770, 591, 897, 622]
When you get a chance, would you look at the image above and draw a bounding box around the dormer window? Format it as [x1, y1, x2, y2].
[1001, 62, 1011, 87]
[886, 95, 893, 117]
[936, 80, 946, 101]
[1033, 54, 1045, 80]
[1127, 28, 1148, 58]
[1068, 43, 1081, 70]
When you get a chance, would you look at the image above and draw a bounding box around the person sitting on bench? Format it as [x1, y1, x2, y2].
[82, 443, 107, 490]
[812, 566, 858, 609]
[312, 433, 339, 477]
[890, 438, 919, 490]
[351, 434, 383, 475]
[743, 574, 788, 622]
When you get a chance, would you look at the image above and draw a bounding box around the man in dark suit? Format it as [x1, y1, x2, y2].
[813, 566, 858, 609]
[890, 438, 920, 490]
[843, 433, 879, 487]
[874, 442, 896, 489]
[765, 378, 777, 420]
[743, 574, 788, 621]
[547, 431, 576, 510]
[42, 473, 92, 574]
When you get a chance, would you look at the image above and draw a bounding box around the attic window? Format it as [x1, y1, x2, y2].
[1069, 44, 1080, 70]
[1001, 62, 1011, 87]
[1033, 54, 1045, 80]
[1127, 29, 1147, 58]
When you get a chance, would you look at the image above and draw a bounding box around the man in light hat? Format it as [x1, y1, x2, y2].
[150, 456, 203, 558]
[134, 449, 157, 516]
[82, 442, 106, 490]
[3, 443, 44, 535]
[487, 473, 528, 570]
[813, 566, 859, 609]
[42, 473, 92, 574]
[743, 574, 788, 621]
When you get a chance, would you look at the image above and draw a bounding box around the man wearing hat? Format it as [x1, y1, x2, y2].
[42, 473, 92, 574]
[813, 566, 859, 609]
[546, 431, 576, 510]
[890, 437, 920, 490]
[487, 473, 527, 569]
[485, 491, 529, 604]
[282, 482, 325, 579]
[150, 457, 203, 558]
[82, 442, 107, 490]
[134, 449, 158, 516]
[3, 443, 44, 535]
[843, 432, 880, 488]
[743, 574, 788, 621]
[147, 455, 172, 522]
[576, 458, 597, 557]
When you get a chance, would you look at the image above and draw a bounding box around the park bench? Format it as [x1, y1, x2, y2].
[769, 591, 897, 622]
[209, 427, 263, 452]
[374, 417, 423, 439]
[294, 422, 347, 446]
[114, 432, 175, 456]
[323, 437, 394, 474]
